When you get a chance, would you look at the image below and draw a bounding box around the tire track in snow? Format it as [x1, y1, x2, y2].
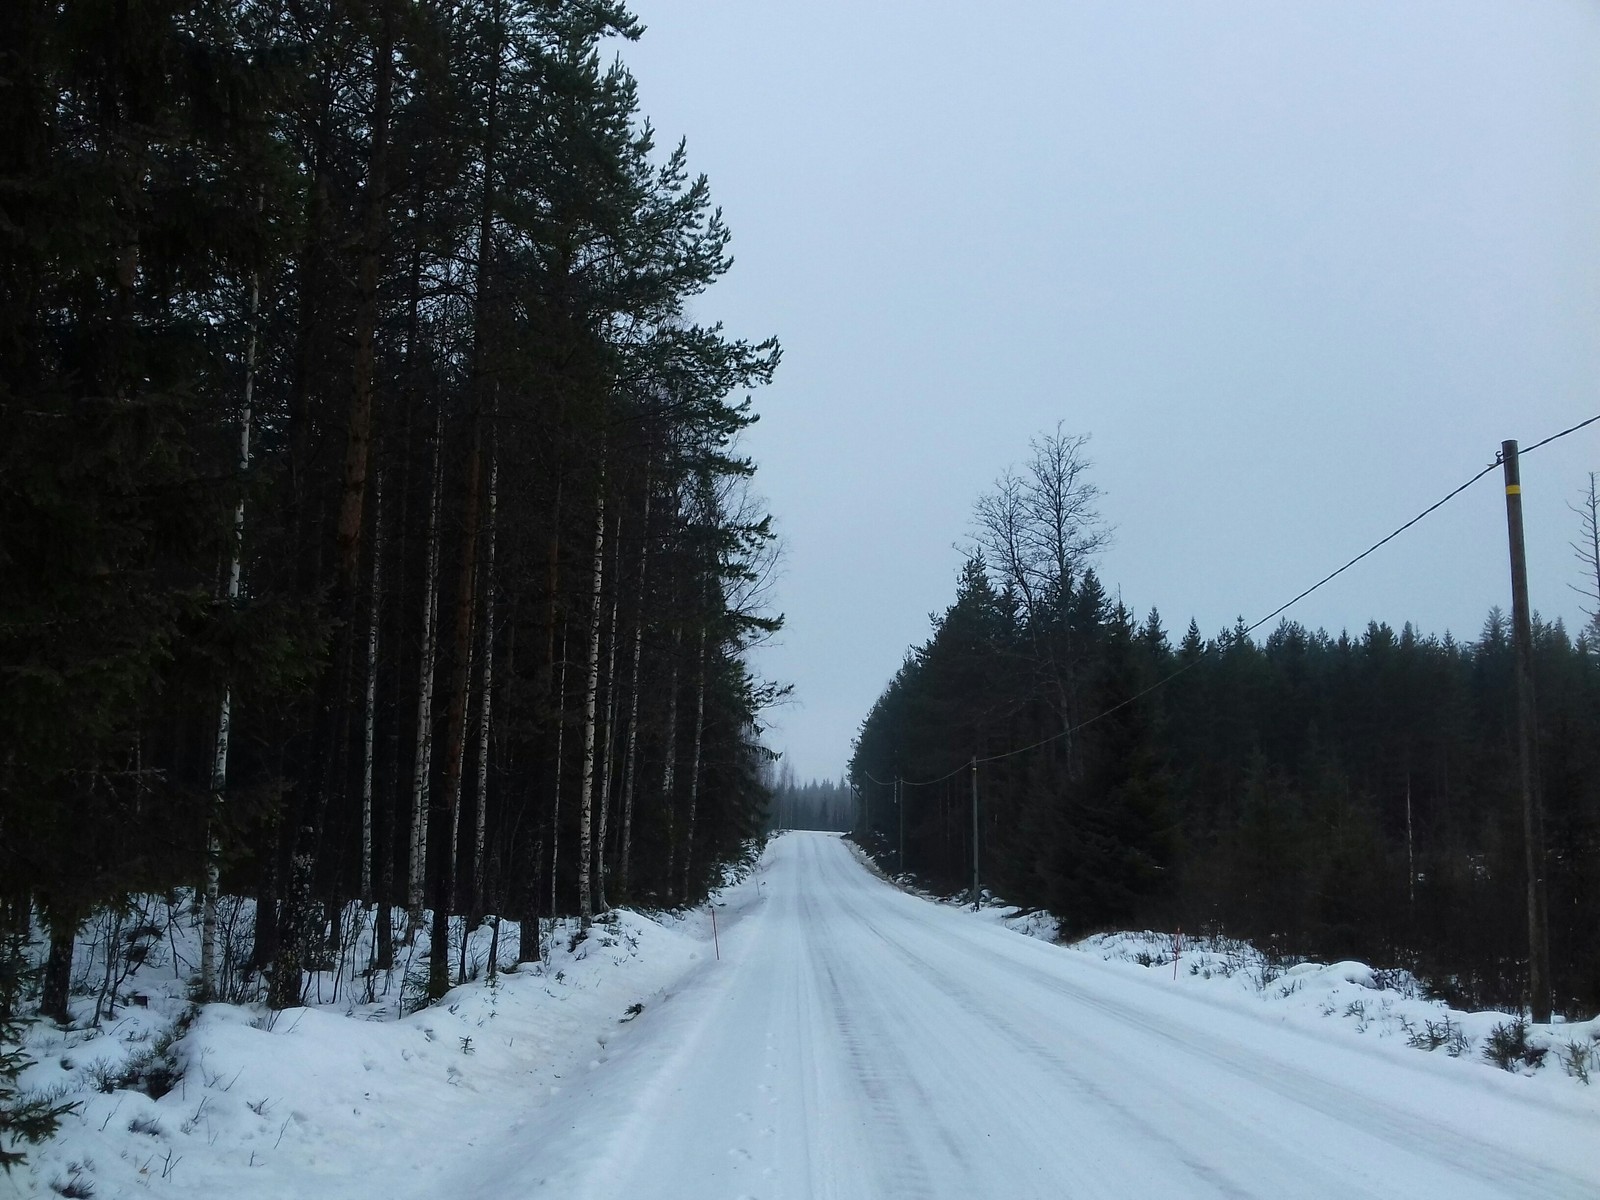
[813, 845, 1328, 1199]
[818, 839, 1596, 1200]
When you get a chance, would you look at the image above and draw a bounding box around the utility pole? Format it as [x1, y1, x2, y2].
[970, 757, 980, 911]
[1502, 439, 1552, 1024]
[1405, 771, 1415, 916]
[896, 774, 904, 872]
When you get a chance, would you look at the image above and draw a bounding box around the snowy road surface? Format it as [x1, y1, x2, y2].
[441, 832, 1600, 1199]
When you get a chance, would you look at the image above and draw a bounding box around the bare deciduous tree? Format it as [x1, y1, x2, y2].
[1572, 471, 1600, 641]
[972, 425, 1108, 615]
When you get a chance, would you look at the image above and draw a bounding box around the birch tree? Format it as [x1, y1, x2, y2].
[576, 478, 607, 931]
[408, 414, 446, 940]
[202, 210, 265, 1003]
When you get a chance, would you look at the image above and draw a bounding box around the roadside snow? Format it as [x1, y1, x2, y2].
[10, 837, 1598, 1198]
[1069, 929, 1600, 1089]
[844, 832, 1599, 1094]
[10, 903, 723, 1198]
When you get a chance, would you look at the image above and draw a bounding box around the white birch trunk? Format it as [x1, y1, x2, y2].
[548, 622, 569, 951]
[681, 620, 707, 902]
[594, 511, 621, 913]
[472, 423, 498, 916]
[446, 610, 475, 895]
[576, 484, 606, 930]
[617, 486, 651, 901]
[202, 241, 262, 1002]
[360, 468, 384, 904]
[406, 410, 445, 939]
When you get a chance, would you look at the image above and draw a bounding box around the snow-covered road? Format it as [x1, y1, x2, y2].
[447, 831, 1600, 1199]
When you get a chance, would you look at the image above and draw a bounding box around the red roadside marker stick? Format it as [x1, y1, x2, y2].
[711, 906, 720, 961]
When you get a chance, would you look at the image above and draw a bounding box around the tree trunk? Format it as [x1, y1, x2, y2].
[202, 212, 262, 1002]
[334, 0, 394, 601]
[681, 620, 707, 903]
[549, 621, 570, 941]
[472, 413, 499, 919]
[661, 619, 682, 888]
[577, 479, 606, 931]
[429, 419, 482, 999]
[427, 0, 501, 995]
[616, 486, 651, 901]
[378, 230, 424, 973]
[407, 410, 445, 939]
[360, 467, 384, 905]
[41, 913, 75, 1027]
[594, 511, 621, 912]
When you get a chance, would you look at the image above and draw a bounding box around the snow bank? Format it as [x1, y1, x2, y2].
[1070, 929, 1600, 1089]
[10, 903, 721, 1198]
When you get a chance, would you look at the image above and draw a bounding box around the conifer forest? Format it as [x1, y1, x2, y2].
[0, 0, 782, 1029]
[852, 430, 1600, 1017]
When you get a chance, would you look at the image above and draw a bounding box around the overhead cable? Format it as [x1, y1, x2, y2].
[862, 416, 1596, 789]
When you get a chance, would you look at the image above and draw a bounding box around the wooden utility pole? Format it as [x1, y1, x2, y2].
[970, 757, 981, 911]
[896, 775, 904, 871]
[1501, 439, 1552, 1023]
[1405, 772, 1414, 915]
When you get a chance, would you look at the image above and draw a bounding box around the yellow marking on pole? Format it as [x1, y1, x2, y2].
[1506, 484, 1522, 495]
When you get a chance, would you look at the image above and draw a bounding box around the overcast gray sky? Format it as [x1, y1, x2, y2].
[619, 0, 1600, 783]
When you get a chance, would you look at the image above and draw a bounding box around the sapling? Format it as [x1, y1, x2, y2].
[1483, 1018, 1547, 1072]
[1559, 1040, 1592, 1085]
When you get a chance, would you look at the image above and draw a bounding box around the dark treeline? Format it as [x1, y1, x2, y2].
[769, 765, 851, 832]
[851, 429, 1600, 1017]
[0, 0, 783, 1032]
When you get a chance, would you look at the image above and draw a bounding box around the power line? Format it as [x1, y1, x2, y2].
[1239, 459, 1500, 638]
[862, 417, 1597, 789]
[1521, 412, 1599, 457]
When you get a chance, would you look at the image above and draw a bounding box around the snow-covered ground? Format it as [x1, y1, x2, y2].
[11, 831, 1600, 1197]
[9, 901, 723, 1197]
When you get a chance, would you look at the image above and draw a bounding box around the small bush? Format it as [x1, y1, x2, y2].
[1560, 1040, 1593, 1085]
[116, 1009, 194, 1100]
[1483, 1018, 1547, 1073]
[1407, 1017, 1463, 1053]
[3, 935, 79, 1173]
[82, 1059, 119, 1095]
[50, 1163, 95, 1198]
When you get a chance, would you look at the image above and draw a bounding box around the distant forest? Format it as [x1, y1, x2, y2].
[852, 429, 1600, 1017]
[769, 769, 852, 832]
[0, 0, 784, 1034]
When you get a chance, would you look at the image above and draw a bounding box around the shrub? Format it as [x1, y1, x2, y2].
[1559, 1040, 1593, 1085]
[1407, 1017, 1466, 1054]
[2, 934, 78, 1173]
[1483, 1018, 1547, 1073]
[116, 1009, 194, 1100]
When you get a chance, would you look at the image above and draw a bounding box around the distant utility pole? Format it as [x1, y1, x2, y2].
[970, 757, 981, 911]
[1501, 439, 1552, 1024]
[896, 774, 904, 870]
